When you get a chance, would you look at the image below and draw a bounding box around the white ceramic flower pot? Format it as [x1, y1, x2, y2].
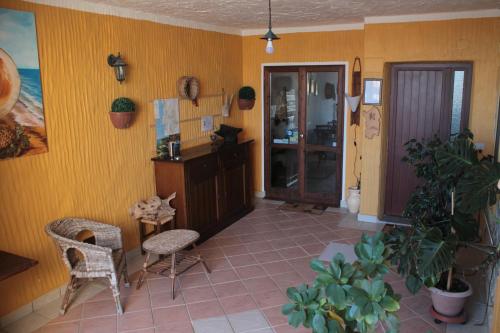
[429, 279, 472, 317]
[347, 187, 361, 214]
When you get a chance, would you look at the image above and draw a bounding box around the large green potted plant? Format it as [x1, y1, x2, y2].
[282, 232, 401, 333]
[387, 130, 500, 321]
[109, 97, 135, 129]
[238, 86, 256, 110]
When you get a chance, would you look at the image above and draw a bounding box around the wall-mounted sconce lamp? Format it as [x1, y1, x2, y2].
[107, 53, 127, 84]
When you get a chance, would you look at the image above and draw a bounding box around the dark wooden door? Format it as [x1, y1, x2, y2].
[384, 63, 472, 218]
[264, 65, 344, 206]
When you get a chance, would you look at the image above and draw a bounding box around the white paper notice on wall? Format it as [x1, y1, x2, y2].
[201, 115, 214, 132]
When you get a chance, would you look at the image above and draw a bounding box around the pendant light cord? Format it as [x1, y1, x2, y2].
[268, 0, 272, 29]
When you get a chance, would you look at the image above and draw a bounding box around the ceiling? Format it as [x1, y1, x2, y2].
[78, 0, 499, 30]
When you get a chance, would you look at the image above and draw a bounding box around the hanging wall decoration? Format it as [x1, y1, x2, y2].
[364, 106, 381, 139]
[0, 8, 47, 160]
[349, 57, 362, 126]
[177, 76, 200, 106]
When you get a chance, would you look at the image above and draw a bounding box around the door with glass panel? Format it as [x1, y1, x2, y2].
[264, 65, 344, 206]
[384, 63, 472, 219]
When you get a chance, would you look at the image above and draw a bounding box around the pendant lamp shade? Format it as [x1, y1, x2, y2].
[346, 94, 361, 112]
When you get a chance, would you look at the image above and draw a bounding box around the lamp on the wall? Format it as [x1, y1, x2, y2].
[260, 0, 279, 54]
[107, 53, 127, 83]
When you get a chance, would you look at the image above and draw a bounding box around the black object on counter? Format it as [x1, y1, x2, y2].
[215, 124, 242, 144]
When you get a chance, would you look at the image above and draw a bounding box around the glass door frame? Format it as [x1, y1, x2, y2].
[301, 65, 345, 205]
[263, 65, 345, 206]
[264, 66, 301, 202]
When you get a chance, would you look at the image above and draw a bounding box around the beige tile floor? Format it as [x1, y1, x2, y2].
[1, 199, 486, 333]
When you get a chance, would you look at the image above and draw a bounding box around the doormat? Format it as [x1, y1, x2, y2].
[278, 202, 327, 215]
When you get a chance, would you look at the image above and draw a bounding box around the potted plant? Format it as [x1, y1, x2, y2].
[109, 97, 135, 129]
[282, 232, 401, 333]
[238, 86, 256, 110]
[387, 130, 500, 323]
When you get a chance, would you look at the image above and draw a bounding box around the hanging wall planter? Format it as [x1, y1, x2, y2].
[109, 97, 135, 129]
[238, 86, 256, 110]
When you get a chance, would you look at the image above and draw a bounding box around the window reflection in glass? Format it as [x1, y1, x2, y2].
[451, 70, 464, 136]
[306, 72, 338, 147]
[270, 72, 299, 144]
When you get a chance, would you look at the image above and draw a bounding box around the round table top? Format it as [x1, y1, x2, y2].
[143, 229, 200, 254]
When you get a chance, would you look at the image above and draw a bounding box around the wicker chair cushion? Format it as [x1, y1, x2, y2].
[143, 229, 199, 254]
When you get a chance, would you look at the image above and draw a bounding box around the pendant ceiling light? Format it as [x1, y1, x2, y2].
[260, 0, 279, 54]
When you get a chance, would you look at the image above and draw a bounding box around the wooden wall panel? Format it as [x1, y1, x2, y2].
[0, 0, 243, 316]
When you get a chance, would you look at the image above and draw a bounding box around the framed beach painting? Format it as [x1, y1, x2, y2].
[0, 8, 47, 159]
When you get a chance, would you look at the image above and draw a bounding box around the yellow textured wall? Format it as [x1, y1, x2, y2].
[1, 0, 499, 318]
[359, 18, 500, 216]
[0, 0, 242, 316]
[241, 30, 365, 197]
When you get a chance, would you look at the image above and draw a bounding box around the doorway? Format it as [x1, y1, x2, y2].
[384, 62, 472, 219]
[264, 65, 345, 206]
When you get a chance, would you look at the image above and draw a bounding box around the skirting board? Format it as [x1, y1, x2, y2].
[357, 214, 383, 224]
[254, 191, 266, 198]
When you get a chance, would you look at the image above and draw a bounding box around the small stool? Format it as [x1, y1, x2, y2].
[138, 215, 175, 255]
[136, 229, 210, 298]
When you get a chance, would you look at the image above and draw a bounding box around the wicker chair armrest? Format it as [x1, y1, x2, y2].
[92, 224, 123, 250]
[55, 239, 113, 272]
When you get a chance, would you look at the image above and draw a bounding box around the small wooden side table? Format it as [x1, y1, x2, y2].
[0, 251, 38, 281]
[138, 215, 175, 254]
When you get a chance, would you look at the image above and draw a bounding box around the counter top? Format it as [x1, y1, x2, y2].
[152, 139, 254, 163]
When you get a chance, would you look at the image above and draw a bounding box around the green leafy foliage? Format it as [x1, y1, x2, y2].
[238, 86, 256, 100]
[111, 97, 135, 112]
[388, 130, 500, 294]
[282, 233, 400, 333]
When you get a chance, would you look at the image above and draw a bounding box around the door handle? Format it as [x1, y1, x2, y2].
[299, 133, 304, 139]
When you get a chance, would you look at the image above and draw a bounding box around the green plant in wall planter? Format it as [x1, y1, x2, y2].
[282, 232, 401, 333]
[238, 86, 256, 110]
[110, 97, 136, 129]
[387, 130, 500, 323]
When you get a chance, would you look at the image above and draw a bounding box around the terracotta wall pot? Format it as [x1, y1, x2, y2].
[429, 279, 472, 317]
[238, 98, 255, 110]
[109, 112, 134, 129]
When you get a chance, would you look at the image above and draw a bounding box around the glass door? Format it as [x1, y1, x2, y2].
[264, 65, 344, 206]
[302, 66, 344, 204]
[264, 68, 300, 201]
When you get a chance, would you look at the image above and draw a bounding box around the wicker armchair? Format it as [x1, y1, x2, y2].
[45, 218, 130, 315]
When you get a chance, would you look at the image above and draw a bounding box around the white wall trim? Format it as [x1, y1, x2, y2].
[357, 214, 382, 224]
[254, 191, 266, 199]
[24, 0, 241, 35]
[259, 61, 349, 205]
[365, 9, 500, 24]
[241, 23, 364, 36]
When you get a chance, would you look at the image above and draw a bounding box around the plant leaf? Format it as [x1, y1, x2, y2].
[312, 313, 327, 333]
[282, 303, 295, 315]
[417, 228, 456, 278]
[289, 310, 306, 327]
[405, 275, 423, 294]
[380, 296, 400, 312]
